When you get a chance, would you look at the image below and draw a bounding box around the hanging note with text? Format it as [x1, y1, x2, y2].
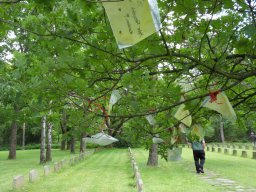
[103, 0, 161, 49]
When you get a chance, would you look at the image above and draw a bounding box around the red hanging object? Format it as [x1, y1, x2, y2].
[209, 90, 221, 103]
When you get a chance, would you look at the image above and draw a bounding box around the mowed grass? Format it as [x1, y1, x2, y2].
[0, 149, 79, 192]
[132, 148, 222, 192]
[1, 147, 256, 192]
[182, 147, 256, 188]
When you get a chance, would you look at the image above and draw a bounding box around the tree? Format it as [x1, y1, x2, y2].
[0, 0, 255, 165]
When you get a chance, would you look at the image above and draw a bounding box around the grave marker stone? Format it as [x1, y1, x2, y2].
[44, 165, 51, 176]
[13, 175, 24, 189]
[241, 151, 247, 158]
[29, 169, 39, 182]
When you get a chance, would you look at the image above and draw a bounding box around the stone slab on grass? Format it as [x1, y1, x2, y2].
[13, 175, 24, 189]
[29, 169, 39, 182]
[44, 165, 51, 176]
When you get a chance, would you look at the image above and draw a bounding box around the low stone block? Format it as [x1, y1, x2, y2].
[79, 154, 84, 161]
[211, 147, 215, 152]
[241, 151, 247, 158]
[253, 151, 256, 159]
[137, 178, 143, 192]
[134, 165, 139, 173]
[13, 175, 24, 189]
[131, 159, 135, 168]
[29, 169, 39, 182]
[218, 148, 222, 153]
[232, 150, 237, 156]
[61, 159, 66, 167]
[44, 165, 51, 176]
[54, 162, 60, 172]
[135, 171, 141, 181]
[224, 148, 229, 154]
[74, 156, 79, 163]
[245, 146, 250, 150]
[69, 158, 74, 166]
[207, 146, 210, 151]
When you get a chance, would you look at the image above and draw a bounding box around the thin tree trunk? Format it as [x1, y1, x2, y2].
[40, 116, 46, 164]
[147, 143, 158, 166]
[70, 136, 75, 154]
[60, 110, 67, 150]
[220, 121, 225, 143]
[8, 121, 17, 159]
[46, 120, 52, 162]
[22, 122, 26, 150]
[61, 140, 66, 150]
[80, 132, 86, 153]
[66, 140, 71, 150]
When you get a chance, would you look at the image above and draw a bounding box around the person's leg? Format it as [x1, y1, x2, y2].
[193, 151, 200, 173]
[199, 151, 205, 173]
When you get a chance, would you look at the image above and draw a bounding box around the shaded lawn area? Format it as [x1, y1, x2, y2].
[0, 149, 82, 192]
[132, 148, 222, 192]
[1, 147, 255, 192]
[7, 149, 135, 192]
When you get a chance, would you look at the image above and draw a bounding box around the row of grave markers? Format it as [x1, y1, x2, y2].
[182, 143, 256, 159]
[208, 143, 256, 150]
[128, 147, 144, 192]
[12, 152, 88, 190]
[205, 144, 256, 159]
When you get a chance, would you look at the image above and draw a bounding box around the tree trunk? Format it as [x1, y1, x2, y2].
[66, 140, 71, 150]
[8, 121, 17, 159]
[147, 143, 158, 166]
[60, 110, 67, 150]
[70, 136, 75, 154]
[61, 140, 66, 150]
[22, 122, 26, 150]
[46, 120, 52, 162]
[220, 122, 225, 143]
[40, 116, 46, 164]
[80, 132, 86, 153]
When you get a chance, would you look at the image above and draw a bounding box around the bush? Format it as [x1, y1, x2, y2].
[0, 143, 60, 151]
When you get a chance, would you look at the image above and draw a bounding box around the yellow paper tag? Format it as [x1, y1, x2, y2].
[103, 0, 161, 49]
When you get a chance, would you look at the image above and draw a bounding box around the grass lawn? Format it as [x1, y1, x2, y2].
[0, 149, 78, 192]
[0, 147, 256, 192]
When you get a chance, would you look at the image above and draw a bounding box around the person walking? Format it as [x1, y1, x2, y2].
[188, 135, 206, 174]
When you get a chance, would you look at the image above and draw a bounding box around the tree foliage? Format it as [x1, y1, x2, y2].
[0, 0, 255, 158]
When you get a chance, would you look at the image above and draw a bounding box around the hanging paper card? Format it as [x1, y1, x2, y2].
[102, 0, 161, 49]
[174, 104, 192, 127]
[202, 91, 236, 122]
[178, 123, 186, 133]
[191, 124, 205, 140]
[109, 90, 122, 106]
[83, 132, 118, 146]
[152, 137, 164, 144]
[146, 115, 156, 125]
[171, 136, 178, 145]
[108, 90, 122, 116]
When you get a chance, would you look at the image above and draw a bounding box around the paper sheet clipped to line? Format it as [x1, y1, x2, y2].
[103, 0, 161, 49]
[83, 133, 118, 146]
[202, 91, 236, 122]
[174, 96, 192, 127]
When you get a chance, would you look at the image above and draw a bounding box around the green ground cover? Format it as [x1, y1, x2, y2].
[0, 147, 255, 192]
[0, 149, 78, 192]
